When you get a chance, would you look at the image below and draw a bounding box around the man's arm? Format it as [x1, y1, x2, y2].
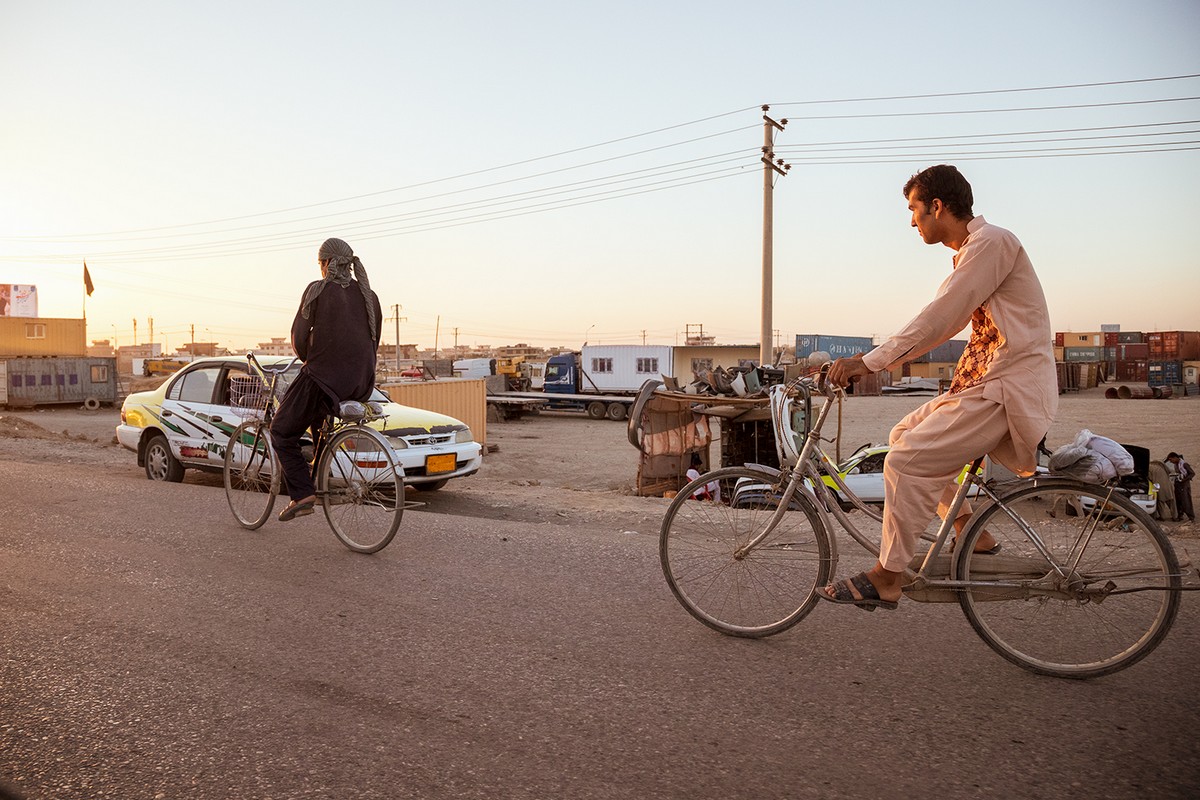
[863, 229, 1018, 373]
[291, 301, 313, 361]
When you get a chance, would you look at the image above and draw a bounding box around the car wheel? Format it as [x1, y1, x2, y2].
[144, 433, 185, 482]
[413, 479, 449, 492]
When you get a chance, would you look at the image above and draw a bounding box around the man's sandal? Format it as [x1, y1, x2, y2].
[278, 496, 316, 522]
[815, 572, 899, 612]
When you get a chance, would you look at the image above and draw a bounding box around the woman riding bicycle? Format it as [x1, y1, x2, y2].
[272, 237, 384, 521]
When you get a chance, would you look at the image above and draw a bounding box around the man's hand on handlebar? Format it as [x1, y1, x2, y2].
[828, 354, 872, 388]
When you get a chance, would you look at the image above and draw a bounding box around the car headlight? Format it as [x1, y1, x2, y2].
[455, 427, 474, 444]
[389, 436, 409, 450]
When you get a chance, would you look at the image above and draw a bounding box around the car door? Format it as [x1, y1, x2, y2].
[161, 361, 234, 467]
[842, 451, 887, 504]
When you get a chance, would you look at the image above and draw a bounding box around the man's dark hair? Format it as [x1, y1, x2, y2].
[903, 164, 974, 219]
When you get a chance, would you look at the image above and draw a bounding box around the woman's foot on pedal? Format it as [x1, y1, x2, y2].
[278, 495, 316, 522]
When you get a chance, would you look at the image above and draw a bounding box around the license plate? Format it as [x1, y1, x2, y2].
[426, 453, 457, 474]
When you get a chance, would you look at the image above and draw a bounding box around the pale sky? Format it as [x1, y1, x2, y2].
[2, 1, 1198, 354]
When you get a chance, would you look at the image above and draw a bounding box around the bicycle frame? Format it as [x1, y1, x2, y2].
[737, 376, 1185, 600]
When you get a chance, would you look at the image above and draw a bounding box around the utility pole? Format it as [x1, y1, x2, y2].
[761, 105, 790, 367]
[132, 318, 137, 346]
[148, 317, 154, 348]
[387, 304, 406, 371]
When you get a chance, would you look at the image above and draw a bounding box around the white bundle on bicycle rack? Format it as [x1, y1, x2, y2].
[1048, 429, 1134, 483]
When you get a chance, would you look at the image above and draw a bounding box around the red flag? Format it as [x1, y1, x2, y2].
[84, 262, 94, 296]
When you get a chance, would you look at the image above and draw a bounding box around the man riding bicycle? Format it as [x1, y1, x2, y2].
[819, 165, 1058, 610]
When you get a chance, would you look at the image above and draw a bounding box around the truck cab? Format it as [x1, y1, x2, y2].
[542, 353, 578, 394]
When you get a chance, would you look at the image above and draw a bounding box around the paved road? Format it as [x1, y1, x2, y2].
[2, 459, 1198, 799]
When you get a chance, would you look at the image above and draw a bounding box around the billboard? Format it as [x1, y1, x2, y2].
[0, 284, 38, 317]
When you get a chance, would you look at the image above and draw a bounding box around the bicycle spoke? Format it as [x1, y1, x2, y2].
[660, 467, 831, 638]
[957, 481, 1180, 678]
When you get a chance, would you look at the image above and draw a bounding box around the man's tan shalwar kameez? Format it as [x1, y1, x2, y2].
[861, 216, 1058, 572]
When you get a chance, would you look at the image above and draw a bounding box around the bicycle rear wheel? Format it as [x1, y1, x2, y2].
[956, 479, 1180, 679]
[660, 467, 832, 638]
[317, 427, 403, 553]
[223, 420, 280, 530]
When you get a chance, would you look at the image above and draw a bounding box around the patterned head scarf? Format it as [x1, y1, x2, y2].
[301, 237, 378, 341]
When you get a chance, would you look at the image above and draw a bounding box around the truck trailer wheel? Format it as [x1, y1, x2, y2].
[586, 401, 607, 419]
[605, 403, 627, 421]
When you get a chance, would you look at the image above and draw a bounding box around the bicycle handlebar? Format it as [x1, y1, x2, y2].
[245, 351, 301, 376]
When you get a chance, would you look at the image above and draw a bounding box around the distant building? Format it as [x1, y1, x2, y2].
[495, 342, 545, 359]
[178, 341, 225, 358]
[88, 339, 116, 357]
[250, 337, 294, 357]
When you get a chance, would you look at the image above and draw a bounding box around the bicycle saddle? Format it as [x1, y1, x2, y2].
[337, 400, 385, 421]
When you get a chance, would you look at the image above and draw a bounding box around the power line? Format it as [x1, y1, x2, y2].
[773, 119, 1200, 148]
[10, 121, 761, 240]
[771, 73, 1200, 106]
[785, 96, 1200, 122]
[5, 169, 759, 264]
[784, 143, 1200, 166]
[15, 75, 1199, 242]
[776, 129, 1200, 156]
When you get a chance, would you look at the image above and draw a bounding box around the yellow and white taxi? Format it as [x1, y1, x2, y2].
[117, 355, 482, 491]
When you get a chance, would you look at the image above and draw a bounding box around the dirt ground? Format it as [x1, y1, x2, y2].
[2, 387, 1198, 536]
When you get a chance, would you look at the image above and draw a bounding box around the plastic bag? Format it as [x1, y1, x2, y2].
[1048, 429, 1134, 482]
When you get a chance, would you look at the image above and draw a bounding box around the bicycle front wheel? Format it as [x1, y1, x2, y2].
[317, 427, 403, 553]
[660, 467, 832, 638]
[223, 420, 280, 530]
[956, 479, 1180, 679]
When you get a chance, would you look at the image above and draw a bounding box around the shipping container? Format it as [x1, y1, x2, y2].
[1184, 363, 1199, 385]
[1146, 331, 1200, 360]
[794, 334, 875, 359]
[0, 317, 87, 357]
[1103, 332, 1120, 346]
[1117, 331, 1144, 344]
[1058, 332, 1103, 347]
[0, 356, 118, 408]
[917, 339, 967, 364]
[1148, 360, 1183, 386]
[1115, 360, 1148, 383]
[1063, 346, 1103, 362]
[384, 377, 488, 446]
[1115, 343, 1149, 360]
[579, 345, 673, 392]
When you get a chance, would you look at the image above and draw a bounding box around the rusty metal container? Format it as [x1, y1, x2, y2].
[1147, 331, 1200, 360]
[1115, 360, 1148, 382]
[1117, 385, 1155, 399]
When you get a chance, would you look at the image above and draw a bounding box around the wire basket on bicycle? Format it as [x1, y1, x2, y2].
[229, 375, 280, 419]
